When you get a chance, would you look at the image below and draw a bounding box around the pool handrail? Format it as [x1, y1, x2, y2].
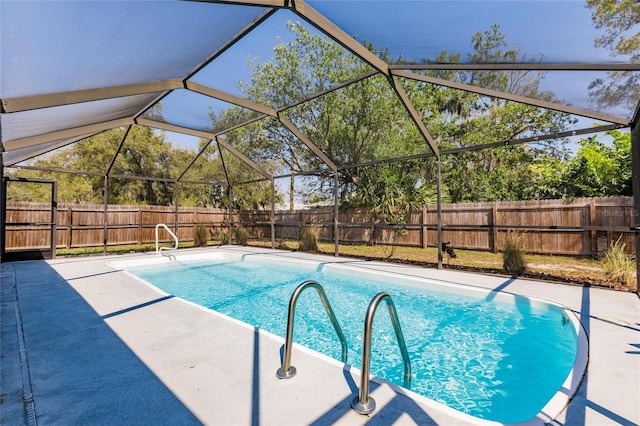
[155, 223, 179, 255]
[276, 280, 348, 380]
[351, 292, 412, 415]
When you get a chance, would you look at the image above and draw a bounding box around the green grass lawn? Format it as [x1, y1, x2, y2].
[250, 239, 634, 291]
[56, 241, 222, 257]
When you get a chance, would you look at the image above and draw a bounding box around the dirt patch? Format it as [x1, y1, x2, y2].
[529, 263, 604, 273]
[318, 250, 637, 292]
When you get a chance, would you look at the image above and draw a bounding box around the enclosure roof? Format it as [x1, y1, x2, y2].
[1, 0, 639, 168]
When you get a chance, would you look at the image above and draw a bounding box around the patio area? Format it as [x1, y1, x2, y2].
[1, 246, 639, 425]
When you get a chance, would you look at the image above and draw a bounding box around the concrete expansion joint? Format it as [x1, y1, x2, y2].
[11, 267, 38, 426]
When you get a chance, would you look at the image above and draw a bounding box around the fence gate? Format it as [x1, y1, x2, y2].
[1, 178, 57, 262]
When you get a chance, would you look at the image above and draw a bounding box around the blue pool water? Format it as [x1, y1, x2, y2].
[126, 256, 578, 423]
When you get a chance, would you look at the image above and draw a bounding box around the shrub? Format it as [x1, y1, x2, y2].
[234, 227, 249, 246]
[219, 232, 229, 245]
[298, 227, 318, 252]
[603, 237, 636, 288]
[193, 224, 208, 247]
[502, 232, 527, 275]
[275, 239, 290, 250]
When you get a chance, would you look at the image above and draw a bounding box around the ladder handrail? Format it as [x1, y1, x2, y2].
[351, 292, 412, 415]
[155, 223, 179, 255]
[276, 280, 348, 379]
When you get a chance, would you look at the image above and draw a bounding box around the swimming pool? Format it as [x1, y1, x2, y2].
[117, 250, 587, 424]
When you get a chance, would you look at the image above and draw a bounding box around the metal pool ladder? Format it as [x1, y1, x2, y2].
[276, 280, 348, 379]
[155, 223, 179, 255]
[351, 292, 412, 415]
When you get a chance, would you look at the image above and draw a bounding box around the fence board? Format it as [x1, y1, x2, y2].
[4, 197, 636, 256]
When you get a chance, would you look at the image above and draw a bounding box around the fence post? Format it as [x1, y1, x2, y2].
[271, 178, 275, 249]
[298, 211, 303, 240]
[630, 111, 640, 295]
[103, 176, 108, 255]
[490, 203, 498, 253]
[174, 183, 179, 243]
[436, 160, 442, 269]
[334, 171, 339, 256]
[589, 199, 597, 257]
[420, 206, 427, 248]
[138, 208, 143, 244]
[67, 206, 73, 250]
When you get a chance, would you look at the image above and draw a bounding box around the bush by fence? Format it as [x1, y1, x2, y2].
[4, 196, 636, 257]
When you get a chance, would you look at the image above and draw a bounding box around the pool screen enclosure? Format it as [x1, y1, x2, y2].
[0, 177, 57, 261]
[0, 0, 639, 286]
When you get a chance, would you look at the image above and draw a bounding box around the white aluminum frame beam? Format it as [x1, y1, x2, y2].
[393, 69, 631, 126]
[186, 81, 277, 117]
[290, 1, 388, 75]
[1, 79, 184, 113]
[291, 1, 441, 156]
[135, 118, 272, 180]
[2, 133, 100, 166]
[277, 113, 337, 172]
[392, 64, 640, 71]
[2, 118, 134, 151]
[389, 75, 440, 156]
[186, 0, 286, 7]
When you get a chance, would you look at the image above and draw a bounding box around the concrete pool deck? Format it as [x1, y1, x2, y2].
[1, 246, 639, 425]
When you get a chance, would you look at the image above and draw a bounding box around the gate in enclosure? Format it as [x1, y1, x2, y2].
[1, 178, 57, 261]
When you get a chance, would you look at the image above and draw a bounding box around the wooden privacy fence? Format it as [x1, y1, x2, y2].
[265, 197, 636, 257]
[4, 197, 637, 257]
[4, 203, 228, 251]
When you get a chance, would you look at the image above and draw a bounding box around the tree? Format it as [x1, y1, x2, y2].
[222, 22, 577, 206]
[6, 130, 122, 203]
[524, 157, 570, 200]
[561, 129, 632, 197]
[218, 125, 285, 211]
[172, 140, 225, 208]
[421, 25, 574, 202]
[241, 22, 424, 205]
[587, 0, 640, 111]
[107, 127, 177, 205]
[345, 160, 435, 220]
[7, 127, 198, 205]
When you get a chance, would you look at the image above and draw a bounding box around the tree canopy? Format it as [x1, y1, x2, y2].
[587, 0, 640, 111]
